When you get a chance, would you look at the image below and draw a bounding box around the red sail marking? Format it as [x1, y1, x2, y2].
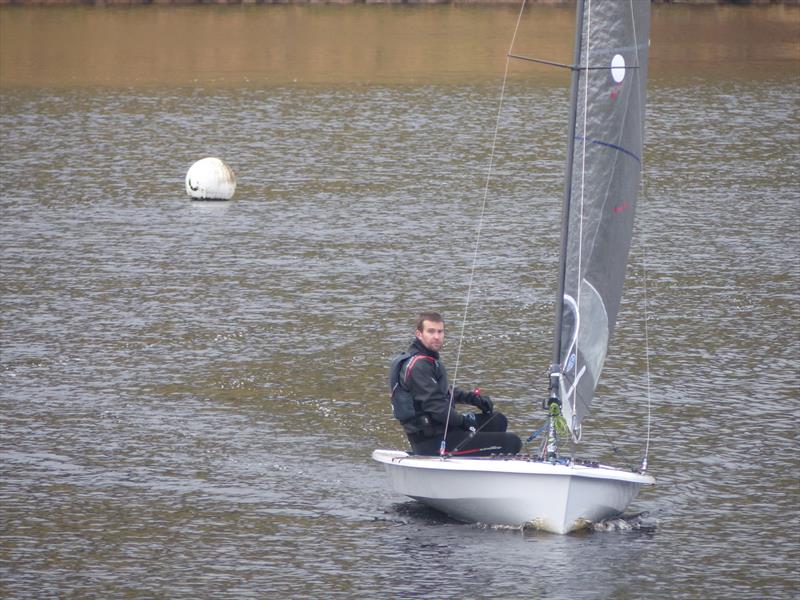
[613, 202, 631, 214]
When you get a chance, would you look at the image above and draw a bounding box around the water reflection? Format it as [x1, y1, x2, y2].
[190, 200, 233, 213]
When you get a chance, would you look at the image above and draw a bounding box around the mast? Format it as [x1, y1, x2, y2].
[547, 0, 586, 410]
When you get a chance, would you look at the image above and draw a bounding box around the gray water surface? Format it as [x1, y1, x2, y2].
[1, 5, 798, 599]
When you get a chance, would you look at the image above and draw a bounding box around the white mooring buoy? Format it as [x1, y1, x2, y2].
[185, 157, 236, 201]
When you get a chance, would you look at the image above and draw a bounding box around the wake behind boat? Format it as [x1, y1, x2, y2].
[374, 0, 655, 534]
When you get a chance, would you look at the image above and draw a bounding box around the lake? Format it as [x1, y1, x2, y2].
[1, 4, 798, 599]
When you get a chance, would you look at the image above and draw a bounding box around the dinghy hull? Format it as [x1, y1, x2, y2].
[372, 449, 654, 534]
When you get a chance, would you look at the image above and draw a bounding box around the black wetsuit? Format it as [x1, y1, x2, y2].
[400, 339, 522, 457]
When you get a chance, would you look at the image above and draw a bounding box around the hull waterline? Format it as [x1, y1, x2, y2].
[372, 449, 654, 534]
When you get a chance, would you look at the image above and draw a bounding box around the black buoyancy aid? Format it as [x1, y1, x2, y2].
[388, 351, 437, 433]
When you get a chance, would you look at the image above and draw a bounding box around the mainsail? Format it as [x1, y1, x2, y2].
[555, 0, 650, 439]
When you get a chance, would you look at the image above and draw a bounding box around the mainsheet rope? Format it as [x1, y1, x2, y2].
[440, 0, 529, 457]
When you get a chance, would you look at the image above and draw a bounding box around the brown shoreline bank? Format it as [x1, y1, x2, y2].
[1, 0, 797, 6]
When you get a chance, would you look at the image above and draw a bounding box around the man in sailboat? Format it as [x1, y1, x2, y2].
[390, 312, 522, 457]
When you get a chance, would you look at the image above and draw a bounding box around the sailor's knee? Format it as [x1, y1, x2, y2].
[506, 433, 522, 455]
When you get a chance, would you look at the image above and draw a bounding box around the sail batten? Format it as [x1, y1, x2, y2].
[555, 0, 651, 439]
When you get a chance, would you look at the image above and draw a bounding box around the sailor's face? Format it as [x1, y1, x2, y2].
[416, 320, 445, 352]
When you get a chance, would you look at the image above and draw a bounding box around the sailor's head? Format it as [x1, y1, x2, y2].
[415, 312, 445, 352]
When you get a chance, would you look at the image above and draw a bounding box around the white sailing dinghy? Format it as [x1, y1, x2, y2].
[373, 0, 654, 534]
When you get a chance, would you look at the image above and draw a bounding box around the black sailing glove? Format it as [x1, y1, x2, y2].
[475, 394, 493, 414]
[467, 391, 494, 414]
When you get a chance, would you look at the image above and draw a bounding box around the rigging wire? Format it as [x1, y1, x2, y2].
[640, 213, 653, 471]
[440, 0, 529, 456]
[638, 189, 654, 473]
[630, 0, 654, 471]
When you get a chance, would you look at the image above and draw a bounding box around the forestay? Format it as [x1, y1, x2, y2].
[556, 1, 651, 439]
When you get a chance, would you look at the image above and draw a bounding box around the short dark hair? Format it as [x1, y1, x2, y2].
[416, 312, 444, 332]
